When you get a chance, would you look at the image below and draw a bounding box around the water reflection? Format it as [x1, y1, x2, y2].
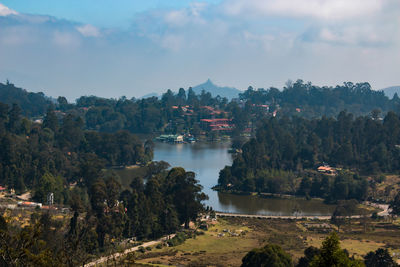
[153, 142, 335, 216]
[217, 192, 335, 216]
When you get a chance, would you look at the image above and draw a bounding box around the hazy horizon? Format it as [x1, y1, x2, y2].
[1, 0, 399, 101]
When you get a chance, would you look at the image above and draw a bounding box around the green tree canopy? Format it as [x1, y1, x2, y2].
[241, 244, 293, 267]
[364, 248, 398, 267]
[309, 232, 364, 267]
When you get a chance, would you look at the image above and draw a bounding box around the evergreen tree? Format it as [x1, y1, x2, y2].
[364, 248, 398, 267]
[309, 232, 363, 267]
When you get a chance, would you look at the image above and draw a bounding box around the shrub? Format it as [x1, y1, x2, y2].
[167, 232, 188, 247]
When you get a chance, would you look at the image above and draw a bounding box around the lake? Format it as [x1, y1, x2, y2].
[153, 142, 336, 216]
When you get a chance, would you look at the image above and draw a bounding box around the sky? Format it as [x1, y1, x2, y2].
[0, 0, 399, 101]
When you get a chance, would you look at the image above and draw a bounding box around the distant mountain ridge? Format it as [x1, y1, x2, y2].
[191, 79, 241, 100]
[140, 79, 241, 100]
[382, 86, 400, 98]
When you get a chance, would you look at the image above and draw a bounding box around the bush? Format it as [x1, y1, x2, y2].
[138, 246, 146, 253]
[167, 232, 188, 247]
[241, 244, 292, 267]
[195, 230, 205, 235]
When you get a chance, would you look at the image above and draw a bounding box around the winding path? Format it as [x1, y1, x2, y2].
[84, 203, 390, 266]
[84, 234, 175, 267]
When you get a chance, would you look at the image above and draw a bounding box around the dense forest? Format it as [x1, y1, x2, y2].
[1, 80, 400, 265]
[1, 80, 400, 136]
[74, 88, 231, 134]
[0, 100, 207, 264]
[0, 164, 207, 265]
[240, 80, 400, 117]
[0, 103, 152, 196]
[218, 111, 400, 202]
[0, 81, 54, 117]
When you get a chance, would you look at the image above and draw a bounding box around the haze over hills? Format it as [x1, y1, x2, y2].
[191, 79, 241, 100]
[382, 86, 400, 99]
[141, 79, 241, 100]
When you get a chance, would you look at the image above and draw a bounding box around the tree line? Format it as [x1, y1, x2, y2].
[240, 80, 400, 118]
[2, 80, 400, 137]
[218, 111, 400, 202]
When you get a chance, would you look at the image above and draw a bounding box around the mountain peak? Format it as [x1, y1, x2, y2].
[204, 78, 213, 85]
[192, 80, 241, 100]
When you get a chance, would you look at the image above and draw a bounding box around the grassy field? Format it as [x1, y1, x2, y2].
[123, 216, 400, 267]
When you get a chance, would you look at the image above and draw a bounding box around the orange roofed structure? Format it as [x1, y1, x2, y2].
[201, 118, 234, 131]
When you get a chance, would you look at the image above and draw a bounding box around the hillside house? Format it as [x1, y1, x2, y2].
[201, 118, 234, 132]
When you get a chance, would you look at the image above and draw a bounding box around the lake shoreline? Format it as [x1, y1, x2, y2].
[152, 142, 337, 216]
[213, 187, 325, 201]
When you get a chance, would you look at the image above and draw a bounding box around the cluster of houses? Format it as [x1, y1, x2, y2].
[200, 118, 234, 132]
[171, 105, 228, 117]
[200, 106, 229, 116]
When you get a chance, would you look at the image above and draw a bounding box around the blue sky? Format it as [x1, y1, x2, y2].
[0, 0, 399, 100]
[2, 0, 221, 27]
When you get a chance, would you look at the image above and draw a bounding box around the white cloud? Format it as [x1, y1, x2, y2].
[76, 24, 101, 37]
[317, 27, 382, 46]
[164, 2, 207, 27]
[224, 0, 388, 20]
[164, 10, 190, 26]
[0, 0, 399, 100]
[0, 3, 18, 16]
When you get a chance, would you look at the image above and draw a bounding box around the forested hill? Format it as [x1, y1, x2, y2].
[0, 81, 54, 117]
[240, 80, 400, 117]
[2, 80, 400, 135]
[140, 79, 241, 100]
[0, 102, 153, 195]
[218, 111, 400, 202]
[0, 101, 207, 263]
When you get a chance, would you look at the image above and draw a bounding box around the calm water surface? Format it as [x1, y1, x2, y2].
[153, 142, 335, 216]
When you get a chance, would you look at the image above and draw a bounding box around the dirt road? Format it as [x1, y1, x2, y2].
[84, 234, 175, 267]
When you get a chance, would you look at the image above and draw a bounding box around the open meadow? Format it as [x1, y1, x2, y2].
[120, 216, 400, 267]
